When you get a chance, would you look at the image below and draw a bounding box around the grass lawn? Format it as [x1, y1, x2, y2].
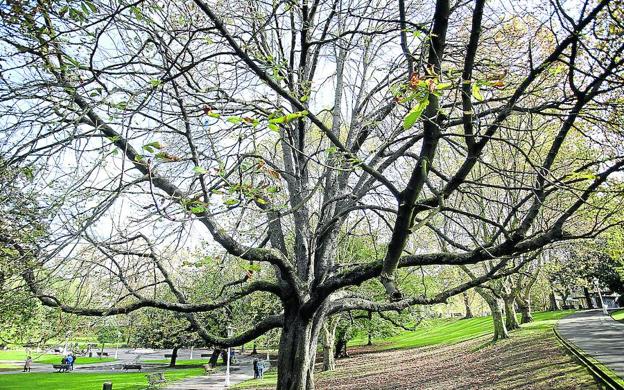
[234, 310, 580, 389]
[0, 367, 203, 390]
[350, 309, 574, 350]
[611, 309, 624, 323]
[0, 350, 116, 365]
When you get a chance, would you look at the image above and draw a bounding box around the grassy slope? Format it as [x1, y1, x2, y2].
[0, 368, 203, 390]
[353, 310, 574, 350]
[233, 310, 578, 389]
[0, 350, 116, 365]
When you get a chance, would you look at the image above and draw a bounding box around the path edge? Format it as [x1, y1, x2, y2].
[553, 325, 624, 390]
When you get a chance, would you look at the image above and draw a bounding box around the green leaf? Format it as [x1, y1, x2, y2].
[227, 116, 242, 124]
[268, 110, 309, 124]
[85, 1, 97, 13]
[193, 166, 208, 175]
[149, 79, 161, 87]
[403, 97, 429, 130]
[190, 203, 207, 213]
[224, 199, 239, 206]
[436, 82, 453, 90]
[242, 263, 261, 272]
[472, 84, 484, 101]
[268, 123, 279, 132]
[142, 141, 162, 153]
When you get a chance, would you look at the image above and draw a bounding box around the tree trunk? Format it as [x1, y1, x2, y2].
[252, 342, 257, 355]
[503, 296, 520, 330]
[334, 329, 349, 359]
[549, 290, 560, 311]
[169, 346, 179, 368]
[583, 286, 595, 309]
[321, 321, 336, 372]
[276, 310, 321, 390]
[463, 291, 474, 319]
[208, 349, 220, 368]
[478, 289, 508, 342]
[367, 332, 372, 346]
[517, 296, 534, 324]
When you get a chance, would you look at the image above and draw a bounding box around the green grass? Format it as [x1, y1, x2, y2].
[232, 368, 277, 389]
[0, 367, 204, 390]
[0, 350, 116, 365]
[351, 310, 575, 350]
[611, 309, 624, 322]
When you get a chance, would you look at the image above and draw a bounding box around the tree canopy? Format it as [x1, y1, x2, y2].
[1, 0, 624, 389]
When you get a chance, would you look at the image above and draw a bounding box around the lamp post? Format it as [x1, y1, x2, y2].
[225, 325, 233, 387]
[594, 278, 607, 315]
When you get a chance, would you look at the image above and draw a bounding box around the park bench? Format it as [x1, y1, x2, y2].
[200, 353, 211, 358]
[164, 354, 173, 358]
[52, 364, 70, 372]
[146, 372, 167, 389]
[122, 364, 142, 371]
[96, 351, 109, 357]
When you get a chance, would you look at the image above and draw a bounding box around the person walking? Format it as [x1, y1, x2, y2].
[253, 358, 259, 379]
[23, 356, 32, 372]
[257, 359, 265, 379]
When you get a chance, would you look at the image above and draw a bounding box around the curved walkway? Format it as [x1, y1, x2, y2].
[164, 358, 254, 390]
[556, 309, 624, 378]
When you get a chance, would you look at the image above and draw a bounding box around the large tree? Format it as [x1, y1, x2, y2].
[2, 1, 624, 389]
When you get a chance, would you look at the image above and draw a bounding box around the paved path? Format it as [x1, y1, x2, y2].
[164, 358, 255, 390]
[557, 309, 624, 378]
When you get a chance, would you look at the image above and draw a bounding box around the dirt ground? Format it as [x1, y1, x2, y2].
[253, 327, 598, 389]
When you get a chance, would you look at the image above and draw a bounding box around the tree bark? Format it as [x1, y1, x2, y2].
[549, 290, 560, 311]
[517, 296, 534, 324]
[503, 296, 520, 330]
[583, 286, 595, 309]
[334, 328, 349, 359]
[463, 291, 474, 319]
[321, 320, 337, 372]
[208, 349, 220, 368]
[275, 310, 321, 390]
[169, 346, 179, 367]
[478, 290, 508, 341]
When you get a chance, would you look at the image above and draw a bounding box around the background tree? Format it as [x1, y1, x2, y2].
[132, 309, 201, 367]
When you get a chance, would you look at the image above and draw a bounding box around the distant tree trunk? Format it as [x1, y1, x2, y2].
[334, 327, 349, 359]
[252, 342, 257, 355]
[478, 289, 509, 341]
[169, 346, 179, 367]
[583, 286, 595, 309]
[321, 320, 337, 371]
[208, 349, 220, 368]
[366, 311, 373, 345]
[549, 290, 560, 311]
[517, 296, 534, 324]
[463, 291, 474, 319]
[503, 296, 520, 330]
